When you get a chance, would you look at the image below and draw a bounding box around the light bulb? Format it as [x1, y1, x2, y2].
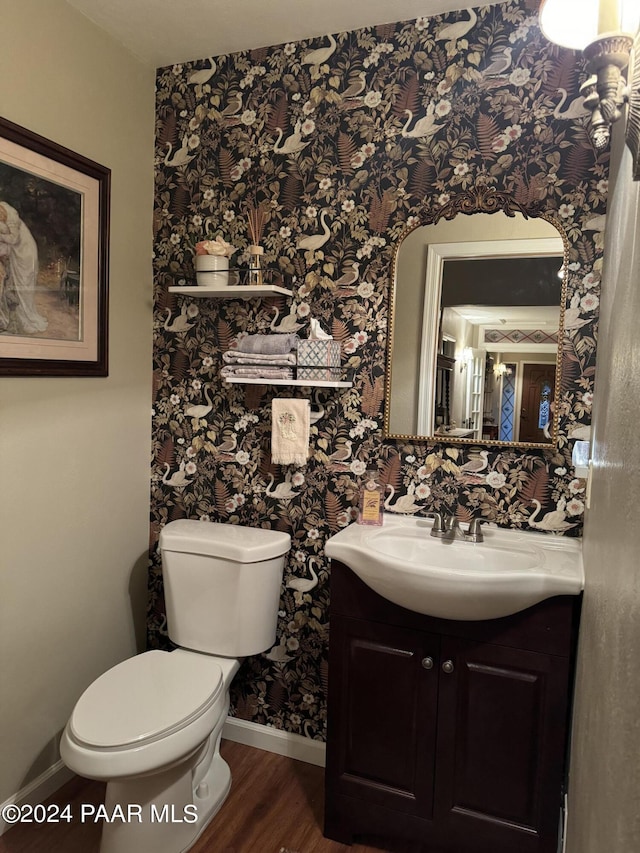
[540, 0, 599, 50]
[540, 0, 640, 50]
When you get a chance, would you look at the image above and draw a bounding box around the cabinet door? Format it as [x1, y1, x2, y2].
[326, 616, 440, 817]
[434, 637, 570, 853]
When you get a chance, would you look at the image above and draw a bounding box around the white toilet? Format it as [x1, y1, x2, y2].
[60, 519, 290, 853]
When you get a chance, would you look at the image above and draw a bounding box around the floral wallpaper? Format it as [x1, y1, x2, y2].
[150, 0, 606, 740]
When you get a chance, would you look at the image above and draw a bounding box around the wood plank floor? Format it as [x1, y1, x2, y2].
[0, 740, 393, 853]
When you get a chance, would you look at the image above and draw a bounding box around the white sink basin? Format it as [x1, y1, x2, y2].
[325, 514, 583, 621]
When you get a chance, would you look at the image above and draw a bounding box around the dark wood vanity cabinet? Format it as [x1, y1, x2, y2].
[324, 560, 580, 853]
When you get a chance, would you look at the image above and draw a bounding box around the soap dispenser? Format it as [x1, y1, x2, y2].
[358, 468, 384, 526]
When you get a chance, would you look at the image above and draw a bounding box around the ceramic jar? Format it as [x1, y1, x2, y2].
[195, 254, 230, 287]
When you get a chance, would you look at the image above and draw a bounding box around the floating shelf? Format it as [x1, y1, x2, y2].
[223, 377, 352, 389]
[169, 284, 293, 299]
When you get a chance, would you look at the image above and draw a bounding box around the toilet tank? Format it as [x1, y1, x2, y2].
[160, 520, 290, 657]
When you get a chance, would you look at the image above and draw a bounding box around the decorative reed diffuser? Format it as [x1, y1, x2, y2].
[246, 201, 269, 286]
[248, 245, 264, 286]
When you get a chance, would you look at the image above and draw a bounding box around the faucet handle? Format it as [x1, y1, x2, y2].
[426, 511, 444, 533]
[444, 515, 459, 533]
[464, 518, 487, 542]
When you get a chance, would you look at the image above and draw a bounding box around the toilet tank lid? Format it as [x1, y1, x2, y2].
[160, 519, 291, 562]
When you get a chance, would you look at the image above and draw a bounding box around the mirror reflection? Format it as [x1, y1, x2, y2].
[386, 210, 566, 447]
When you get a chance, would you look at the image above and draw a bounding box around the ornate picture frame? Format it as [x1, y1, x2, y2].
[0, 116, 110, 376]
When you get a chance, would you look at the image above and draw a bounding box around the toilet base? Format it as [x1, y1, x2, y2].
[99, 735, 231, 853]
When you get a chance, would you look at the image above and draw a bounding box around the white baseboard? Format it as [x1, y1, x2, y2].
[222, 717, 326, 768]
[0, 760, 74, 836]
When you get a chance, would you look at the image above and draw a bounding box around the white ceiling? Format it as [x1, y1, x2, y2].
[64, 0, 492, 67]
[452, 305, 561, 327]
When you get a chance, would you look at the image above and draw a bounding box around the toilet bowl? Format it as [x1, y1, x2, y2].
[60, 520, 290, 853]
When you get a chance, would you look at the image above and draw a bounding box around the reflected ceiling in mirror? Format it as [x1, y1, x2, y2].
[385, 200, 568, 448]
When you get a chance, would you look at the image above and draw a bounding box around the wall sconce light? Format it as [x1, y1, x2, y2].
[493, 361, 512, 378]
[540, 0, 640, 154]
[458, 347, 474, 371]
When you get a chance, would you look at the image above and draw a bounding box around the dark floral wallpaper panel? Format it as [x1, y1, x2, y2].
[150, 0, 605, 740]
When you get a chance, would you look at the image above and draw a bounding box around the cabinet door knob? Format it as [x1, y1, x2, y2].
[421, 656, 434, 670]
[442, 659, 455, 674]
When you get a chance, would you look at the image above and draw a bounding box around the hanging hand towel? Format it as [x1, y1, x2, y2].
[271, 398, 310, 466]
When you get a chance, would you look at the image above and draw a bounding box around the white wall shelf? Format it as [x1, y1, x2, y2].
[223, 376, 352, 389]
[170, 283, 349, 389]
[169, 284, 293, 299]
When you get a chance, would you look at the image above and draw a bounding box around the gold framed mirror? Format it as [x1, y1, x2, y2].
[384, 189, 569, 449]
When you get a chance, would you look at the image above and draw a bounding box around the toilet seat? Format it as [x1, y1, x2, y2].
[61, 650, 228, 781]
[69, 650, 223, 749]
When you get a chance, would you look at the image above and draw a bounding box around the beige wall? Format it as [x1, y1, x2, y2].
[566, 130, 640, 849]
[0, 0, 154, 803]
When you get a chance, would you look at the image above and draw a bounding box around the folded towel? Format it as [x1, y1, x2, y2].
[237, 333, 299, 355]
[221, 365, 294, 379]
[271, 398, 310, 466]
[223, 350, 297, 366]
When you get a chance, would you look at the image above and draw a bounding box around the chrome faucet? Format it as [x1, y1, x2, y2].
[426, 513, 487, 543]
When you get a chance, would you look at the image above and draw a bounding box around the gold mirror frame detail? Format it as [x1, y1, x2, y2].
[384, 187, 570, 450]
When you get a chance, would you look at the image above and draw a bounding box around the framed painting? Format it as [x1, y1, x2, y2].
[0, 116, 110, 376]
